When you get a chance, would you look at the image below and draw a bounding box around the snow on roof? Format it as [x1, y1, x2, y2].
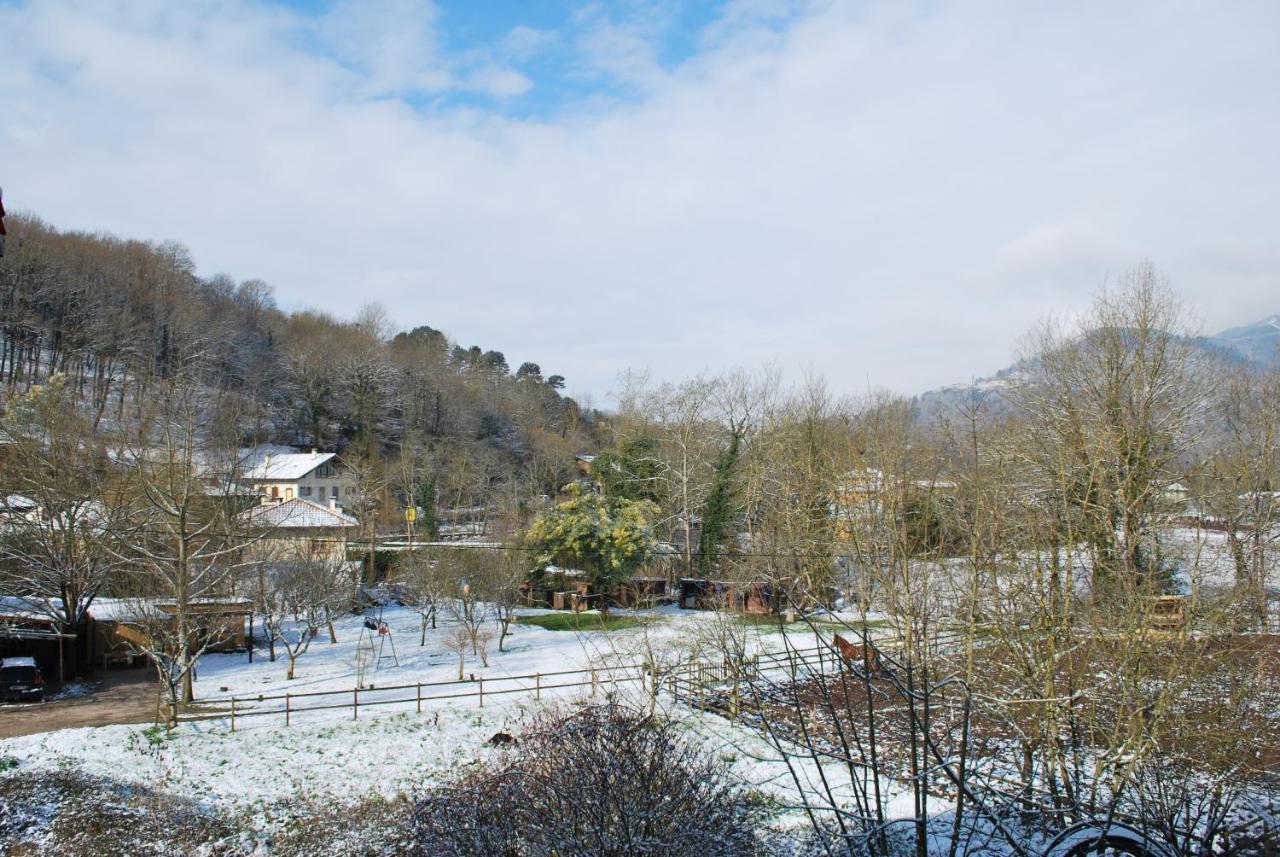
[238, 445, 337, 481]
[543, 564, 586, 577]
[0, 596, 53, 622]
[241, 498, 358, 529]
[0, 494, 37, 513]
[85, 599, 149, 622]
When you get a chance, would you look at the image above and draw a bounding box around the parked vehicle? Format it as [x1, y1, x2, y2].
[0, 657, 44, 702]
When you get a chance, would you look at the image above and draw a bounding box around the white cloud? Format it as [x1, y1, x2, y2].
[1, 0, 1278, 401]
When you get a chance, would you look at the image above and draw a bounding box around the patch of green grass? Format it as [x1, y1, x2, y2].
[516, 612, 648, 632]
[142, 724, 172, 747]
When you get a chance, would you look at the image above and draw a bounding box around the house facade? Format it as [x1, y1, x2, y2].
[238, 445, 353, 504]
[239, 497, 360, 565]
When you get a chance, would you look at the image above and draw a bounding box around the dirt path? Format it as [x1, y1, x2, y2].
[0, 669, 160, 738]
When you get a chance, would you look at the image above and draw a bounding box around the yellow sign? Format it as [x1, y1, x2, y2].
[405, 507, 417, 523]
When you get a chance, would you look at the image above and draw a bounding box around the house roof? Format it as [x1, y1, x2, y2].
[0, 494, 37, 513]
[238, 445, 337, 481]
[0, 596, 53, 623]
[240, 498, 358, 529]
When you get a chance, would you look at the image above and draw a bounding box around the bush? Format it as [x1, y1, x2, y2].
[0, 769, 238, 856]
[412, 702, 761, 856]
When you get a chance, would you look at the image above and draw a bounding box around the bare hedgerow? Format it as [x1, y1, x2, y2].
[412, 702, 762, 857]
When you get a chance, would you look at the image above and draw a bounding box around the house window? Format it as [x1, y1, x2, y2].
[331, 486, 339, 499]
[271, 486, 279, 499]
[300, 486, 312, 498]
[285, 488, 294, 500]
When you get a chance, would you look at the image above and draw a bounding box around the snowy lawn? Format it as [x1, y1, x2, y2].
[0, 603, 904, 843]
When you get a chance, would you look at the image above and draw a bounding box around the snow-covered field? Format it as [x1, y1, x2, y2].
[0, 605, 873, 835]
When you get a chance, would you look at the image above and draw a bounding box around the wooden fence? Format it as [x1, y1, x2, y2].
[177, 662, 653, 730]
[175, 631, 932, 731]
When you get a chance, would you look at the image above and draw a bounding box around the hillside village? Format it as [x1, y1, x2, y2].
[1, 218, 1277, 854]
[3, 2, 1280, 855]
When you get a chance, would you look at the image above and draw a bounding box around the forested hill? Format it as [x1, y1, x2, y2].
[0, 211, 603, 507]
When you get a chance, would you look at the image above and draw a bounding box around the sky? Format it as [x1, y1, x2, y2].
[2, 0, 1278, 404]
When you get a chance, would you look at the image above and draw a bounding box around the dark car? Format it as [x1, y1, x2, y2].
[0, 657, 44, 702]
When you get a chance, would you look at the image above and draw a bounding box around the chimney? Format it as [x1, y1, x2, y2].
[328, 496, 338, 511]
[311, 448, 318, 457]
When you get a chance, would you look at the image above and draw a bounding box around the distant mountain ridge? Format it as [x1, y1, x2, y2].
[1205, 314, 1280, 367]
[914, 313, 1280, 422]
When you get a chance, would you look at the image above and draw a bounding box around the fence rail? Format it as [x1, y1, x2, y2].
[177, 662, 653, 729]
[174, 628, 934, 730]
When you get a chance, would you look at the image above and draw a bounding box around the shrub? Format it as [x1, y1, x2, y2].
[412, 702, 761, 856]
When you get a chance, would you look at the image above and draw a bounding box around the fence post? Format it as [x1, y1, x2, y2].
[536, 672, 541, 700]
[354, 687, 359, 720]
[230, 697, 236, 733]
[416, 682, 422, 714]
[591, 668, 597, 698]
[479, 676, 484, 708]
[285, 693, 291, 727]
[818, 641, 825, 673]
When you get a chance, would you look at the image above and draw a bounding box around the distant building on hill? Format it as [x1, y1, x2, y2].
[237, 444, 353, 506]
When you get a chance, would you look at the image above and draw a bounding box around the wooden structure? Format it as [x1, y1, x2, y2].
[1144, 595, 1186, 633]
[85, 597, 251, 668]
[679, 578, 777, 613]
[156, 598, 251, 651]
[523, 567, 595, 612]
[610, 576, 669, 609]
[523, 567, 672, 612]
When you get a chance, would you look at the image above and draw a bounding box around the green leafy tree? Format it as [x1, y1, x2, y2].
[697, 426, 744, 574]
[524, 485, 658, 618]
[589, 436, 665, 504]
[416, 473, 440, 540]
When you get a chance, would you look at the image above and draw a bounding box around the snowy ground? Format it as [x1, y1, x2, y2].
[0, 605, 894, 838]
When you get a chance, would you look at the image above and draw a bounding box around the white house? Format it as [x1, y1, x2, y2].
[238, 445, 353, 505]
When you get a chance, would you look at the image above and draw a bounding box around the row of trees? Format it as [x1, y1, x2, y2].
[575, 266, 1279, 854]
[582, 267, 1277, 621]
[0, 212, 604, 538]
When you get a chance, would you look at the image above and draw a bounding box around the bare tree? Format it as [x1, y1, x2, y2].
[0, 375, 130, 668]
[396, 550, 450, 645]
[116, 377, 257, 703]
[259, 551, 353, 680]
[478, 547, 527, 653]
[1010, 265, 1210, 592]
[442, 624, 470, 681]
